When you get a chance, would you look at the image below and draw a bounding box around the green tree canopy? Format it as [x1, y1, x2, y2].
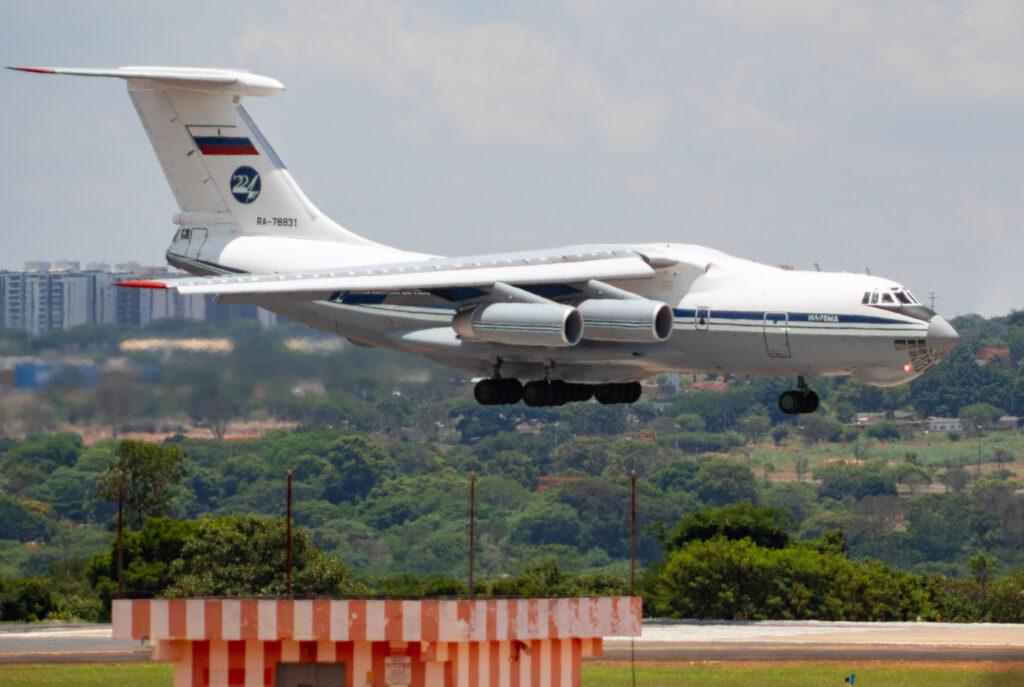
[98, 440, 186, 530]
[163, 514, 357, 597]
[664, 503, 792, 551]
[693, 458, 758, 506]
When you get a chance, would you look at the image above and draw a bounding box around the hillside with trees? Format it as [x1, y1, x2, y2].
[1, 310, 1024, 621]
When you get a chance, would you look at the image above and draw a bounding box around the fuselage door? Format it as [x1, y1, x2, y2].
[764, 312, 791, 358]
[695, 307, 710, 331]
[185, 228, 207, 259]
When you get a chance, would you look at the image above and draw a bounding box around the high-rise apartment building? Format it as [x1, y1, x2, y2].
[0, 263, 273, 333]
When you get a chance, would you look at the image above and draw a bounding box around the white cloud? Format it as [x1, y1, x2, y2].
[233, 1, 666, 151]
[699, 0, 1024, 103]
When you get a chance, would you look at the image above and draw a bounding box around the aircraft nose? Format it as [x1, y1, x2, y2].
[927, 315, 958, 353]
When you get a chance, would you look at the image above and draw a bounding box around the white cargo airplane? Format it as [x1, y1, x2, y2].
[11, 66, 958, 411]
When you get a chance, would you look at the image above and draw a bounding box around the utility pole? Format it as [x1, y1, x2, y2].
[976, 426, 983, 480]
[117, 469, 124, 598]
[630, 470, 637, 595]
[286, 469, 293, 596]
[468, 471, 477, 594]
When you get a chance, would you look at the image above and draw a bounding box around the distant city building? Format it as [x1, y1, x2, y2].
[0, 262, 276, 334]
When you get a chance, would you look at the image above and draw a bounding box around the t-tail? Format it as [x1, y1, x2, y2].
[7, 67, 384, 256]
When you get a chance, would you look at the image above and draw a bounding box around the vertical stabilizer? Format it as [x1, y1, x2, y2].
[8, 66, 380, 247]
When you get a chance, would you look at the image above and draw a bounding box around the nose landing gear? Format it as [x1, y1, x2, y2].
[779, 377, 819, 415]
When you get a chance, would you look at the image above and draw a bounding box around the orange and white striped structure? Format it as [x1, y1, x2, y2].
[112, 596, 641, 687]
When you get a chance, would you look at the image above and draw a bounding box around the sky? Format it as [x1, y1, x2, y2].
[2, 1, 1023, 317]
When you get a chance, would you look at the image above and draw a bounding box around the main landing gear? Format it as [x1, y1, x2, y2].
[778, 377, 819, 415]
[473, 378, 642, 407]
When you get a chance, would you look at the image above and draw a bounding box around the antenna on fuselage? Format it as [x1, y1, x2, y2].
[814, 263, 821, 272]
[865, 267, 872, 275]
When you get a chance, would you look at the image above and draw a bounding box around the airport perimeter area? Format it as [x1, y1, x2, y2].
[2, 619, 1023, 664]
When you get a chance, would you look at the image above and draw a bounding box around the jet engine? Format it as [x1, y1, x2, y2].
[452, 303, 583, 347]
[576, 299, 673, 342]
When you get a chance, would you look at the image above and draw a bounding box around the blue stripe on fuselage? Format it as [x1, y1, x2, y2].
[672, 309, 909, 326]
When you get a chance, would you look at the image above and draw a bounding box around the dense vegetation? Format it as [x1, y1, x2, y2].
[0, 311, 1023, 622]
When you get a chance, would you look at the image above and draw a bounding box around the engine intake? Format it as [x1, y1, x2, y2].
[452, 303, 583, 347]
[576, 299, 673, 342]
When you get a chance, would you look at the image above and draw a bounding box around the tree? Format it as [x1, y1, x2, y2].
[322, 434, 395, 503]
[163, 514, 357, 597]
[959, 402, 1003, 429]
[98, 441, 186, 530]
[770, 425, 790, 446]
[549, 437, 610, 476]
[794, 456, 809, 482]
[798, 415, 843, 444]
[664, 503, 792, 551]
[866, 421, 900, 442]
[508, 500, 582, 548]
[693, 458, 758, 506]
[737, 415, 771, 445]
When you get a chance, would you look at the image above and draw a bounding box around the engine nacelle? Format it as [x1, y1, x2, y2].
[576, 299, 674, 342]
[452, 303, 583, 347]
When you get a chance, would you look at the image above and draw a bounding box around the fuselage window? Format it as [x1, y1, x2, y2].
[882, 293, 894, 303]
[870, 292, 879, 304]
[862, 292, 871, 304]
[895, 291, 911, 305]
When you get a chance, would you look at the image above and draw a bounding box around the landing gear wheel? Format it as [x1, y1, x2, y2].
[475, 378, 523, 405]
[802, 390, 819, 414]
[779, 390, 803, 415]
[474, 378, 501, 405]
[624, 381, 643, 404]
[522, 380, 550, 407]
[595, 383, 621, 405]
[569, 384, 594, 402]
[498, 378, 523, 405]
[549, 380, 569, 406]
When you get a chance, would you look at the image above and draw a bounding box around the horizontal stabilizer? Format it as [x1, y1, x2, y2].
[7, 66, 284, 96]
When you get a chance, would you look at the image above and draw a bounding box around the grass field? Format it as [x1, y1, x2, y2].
[2, 661, 1023, 686]
[748, 430, 1024, 482]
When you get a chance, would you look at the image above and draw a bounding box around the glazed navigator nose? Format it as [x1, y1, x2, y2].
[927, 315, 959, 353]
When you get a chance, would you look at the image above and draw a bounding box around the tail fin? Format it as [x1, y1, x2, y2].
[9, 66, 378, 246]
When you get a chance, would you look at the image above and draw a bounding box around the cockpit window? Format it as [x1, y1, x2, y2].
[865, 287, 925, 308]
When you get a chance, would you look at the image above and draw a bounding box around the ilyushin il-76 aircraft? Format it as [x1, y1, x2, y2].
[11, 66, 958, 412]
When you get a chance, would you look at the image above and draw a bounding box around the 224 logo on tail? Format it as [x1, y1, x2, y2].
[231, 166, 261, 204]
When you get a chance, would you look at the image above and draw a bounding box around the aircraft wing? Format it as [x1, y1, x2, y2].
[120, 246, 670, 300]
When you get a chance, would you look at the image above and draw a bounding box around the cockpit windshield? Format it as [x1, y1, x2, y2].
[861, 287, 922, 306]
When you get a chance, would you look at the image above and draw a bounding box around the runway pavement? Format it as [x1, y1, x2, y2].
[601, 620, 1024, 662]
[0, 624, 148, 663]
[1, 620, 1023, 664]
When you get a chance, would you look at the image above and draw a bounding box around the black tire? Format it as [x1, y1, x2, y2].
[778, 390, 802, 415]
[500, 378, 523, 405]
[474, 378, 500, 405]
[575, 384, 594, 402]
[624, 382, 643, 404]
[801, 390, 819, 414]
[523, 380, 549, 407]
[550, 380, 568, 406]
[595, 383, 620, 404]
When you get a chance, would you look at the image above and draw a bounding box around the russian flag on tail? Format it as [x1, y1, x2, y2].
[187, 124, 258, 156]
